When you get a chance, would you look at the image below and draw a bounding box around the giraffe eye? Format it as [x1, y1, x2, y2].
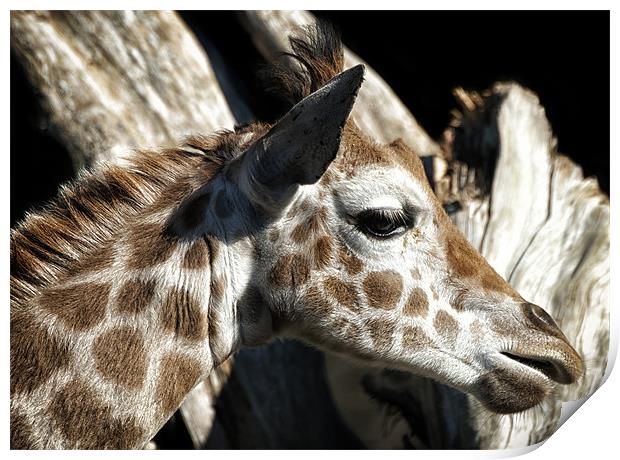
[356, 208, 411, 238]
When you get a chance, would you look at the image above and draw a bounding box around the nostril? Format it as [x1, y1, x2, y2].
[521, 303, 565, 339]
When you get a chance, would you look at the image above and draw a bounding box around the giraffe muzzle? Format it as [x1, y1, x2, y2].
[473, 302, 584, 413]
[511, 302, 584, 384]
[499, 350, 581, 385]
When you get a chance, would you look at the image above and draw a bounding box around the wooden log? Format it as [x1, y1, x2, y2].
[10, 11, 235, 168]
[446, 83, 609, 447]
[10, 10, 236, 449]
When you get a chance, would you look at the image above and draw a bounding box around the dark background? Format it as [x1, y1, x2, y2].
[11, 11, 610, 227]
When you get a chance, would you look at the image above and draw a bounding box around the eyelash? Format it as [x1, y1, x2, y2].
[355, 208, 413, 239]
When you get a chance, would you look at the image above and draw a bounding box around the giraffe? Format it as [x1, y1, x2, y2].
[10, 23, 583, 449]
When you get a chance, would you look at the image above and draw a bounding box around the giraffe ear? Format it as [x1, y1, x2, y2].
[233, 64, 365, 210]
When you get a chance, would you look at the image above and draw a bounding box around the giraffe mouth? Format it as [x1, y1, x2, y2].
[500, 351, 574, 384]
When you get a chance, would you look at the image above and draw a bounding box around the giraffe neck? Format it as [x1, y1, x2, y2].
[10, 147, 246, 449]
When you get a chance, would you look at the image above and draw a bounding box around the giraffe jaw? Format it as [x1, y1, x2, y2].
[471, 347, 583, 414]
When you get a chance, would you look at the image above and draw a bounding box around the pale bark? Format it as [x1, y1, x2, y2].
[447, 83, 609, 447]
[11, 10, 235, 168]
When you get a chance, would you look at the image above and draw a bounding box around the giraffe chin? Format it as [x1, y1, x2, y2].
[473, 364, 555, 414]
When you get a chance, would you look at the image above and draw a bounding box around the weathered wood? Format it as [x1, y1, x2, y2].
[11, 10, 236, 449]
[11, 11, 235, 168]
[447, 83, 609, 447]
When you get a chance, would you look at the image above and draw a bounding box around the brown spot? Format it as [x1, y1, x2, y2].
[388, 138, 429, 180]
[368, 318, 395, 350]
[127, 223, 177, 269]
[324, 276, 359, 311]
[179, 192, 211, 231]
[344, 322, 363, 344]
[160, 288, 207, 342]
[337, 244, 363, 276]
[269, 253, 310, 287]
[321, 319, 364, 356]
[303, 285, 333, 315]
[214, 189, 232, 218]
[443, 227, 517, 298]
[334, 125, 392, 174]
[445, 233, 479, 278]
[434, 310, 460, 344]
[116, 279, 156, 315]
[332, 317, 362, 344]
[11, 408, 35, 449]
[488, 316, 514, 336]
[93, 327, 147, 389]
[10, 310, 71, 396]
[363, 271, 403, 310]
[290, 254, 310, 286]
[291, 211, 325, 244]
[313, 236, 333, 269]
[320, 169, 335, 186]
[67, 244, 114, 277]
[183, 238, 210, 269]
[269, 255, 291, 287]
[155, 353, 203, 416]
[299, 198, 312, 213]
[158, 179, 197, 213]
[481, 270, 517, 297]
[410, 267, 421, 280]
[402, 326, 432, 350]
[49, 379, 145, 448]
[287, 198, 311, 219]
[39, 282, 110, 331]
[404, 288, 429, 317]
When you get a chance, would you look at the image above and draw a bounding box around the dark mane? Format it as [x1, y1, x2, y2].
[264, 20, 345, 105]
[10, 124, 268, 306]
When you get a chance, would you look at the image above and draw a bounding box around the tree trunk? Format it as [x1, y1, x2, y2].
[10, 11, 235, 168]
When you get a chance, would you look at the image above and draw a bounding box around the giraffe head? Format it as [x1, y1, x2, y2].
[174, 38, 583, 415]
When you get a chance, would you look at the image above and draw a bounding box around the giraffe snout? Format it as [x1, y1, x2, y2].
[499, 302, 585, 386]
